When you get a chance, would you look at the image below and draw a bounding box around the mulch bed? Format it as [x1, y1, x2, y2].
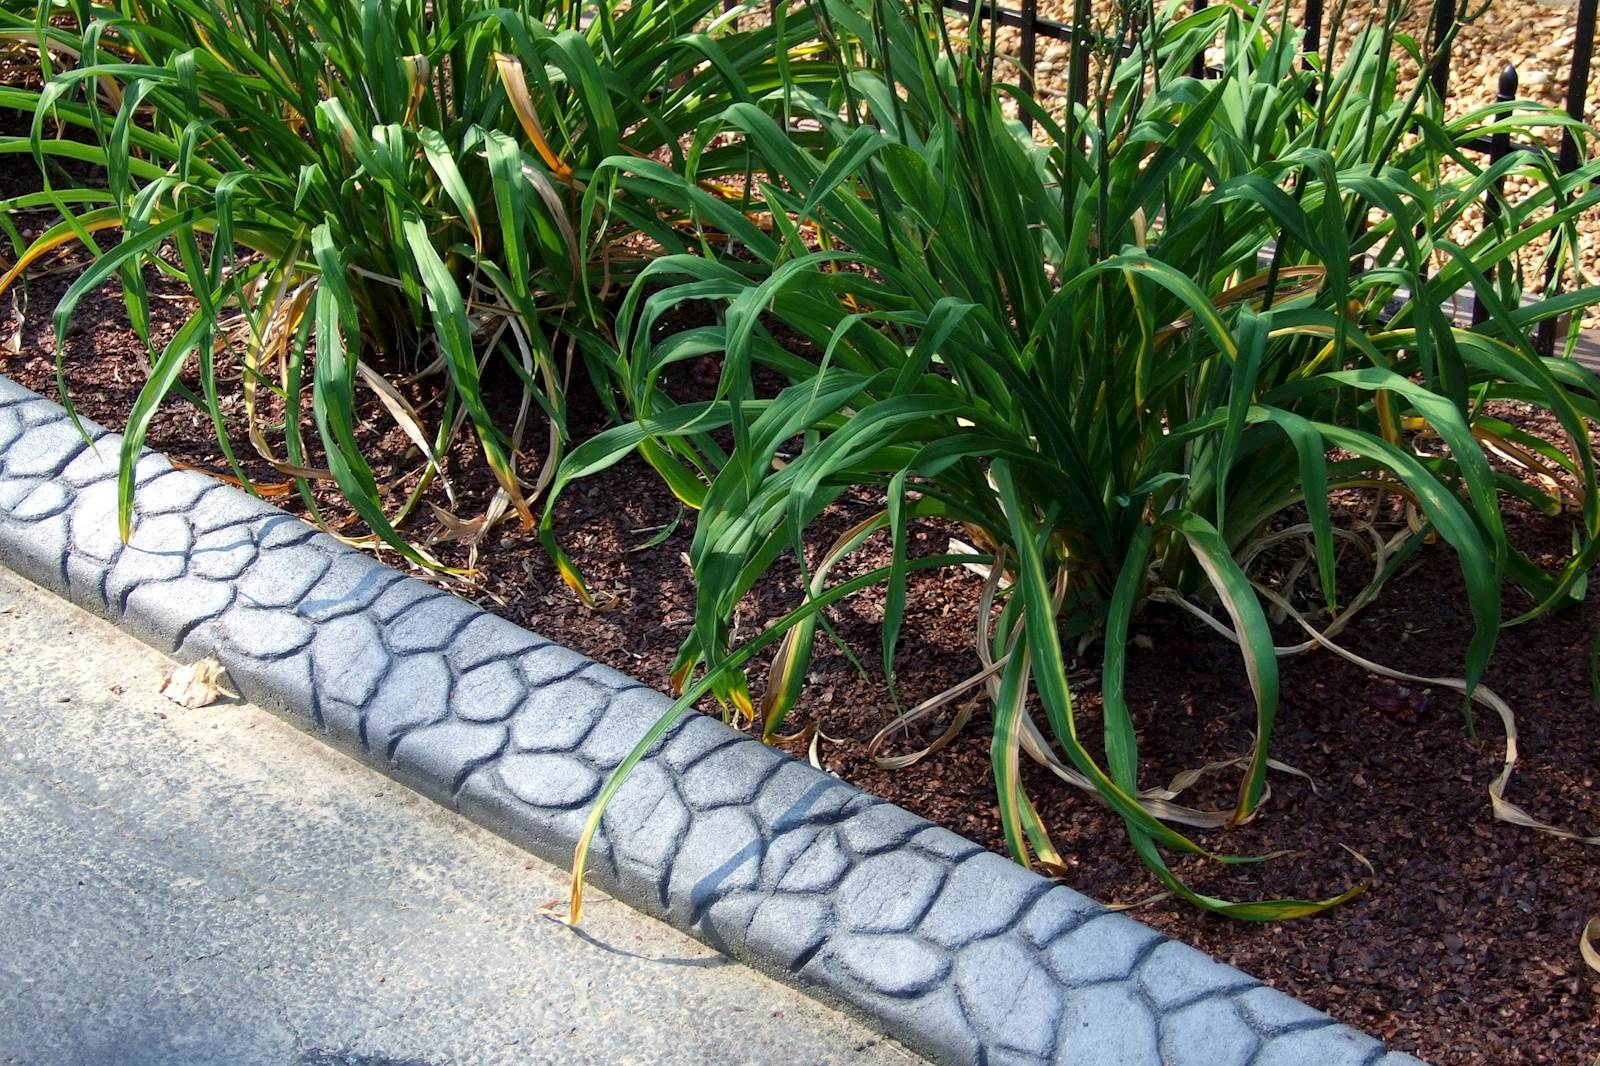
[3, 119, 1598, 1066]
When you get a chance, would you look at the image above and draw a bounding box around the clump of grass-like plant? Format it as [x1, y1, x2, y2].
[551, 0, 1600, 919]
[0, 0, 830, 563]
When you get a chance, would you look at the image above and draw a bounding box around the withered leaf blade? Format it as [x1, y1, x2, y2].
[3, 292, 20, 356]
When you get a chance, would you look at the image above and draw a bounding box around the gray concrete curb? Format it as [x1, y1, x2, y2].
[0, 376, 1425, 1066]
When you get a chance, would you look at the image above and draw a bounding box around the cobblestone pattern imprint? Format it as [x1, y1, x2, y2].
[0, 377, 1424, 1066]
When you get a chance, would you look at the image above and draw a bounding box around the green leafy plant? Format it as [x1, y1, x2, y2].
[551, 0, 1600, 919]
[0, 0, 830, 563]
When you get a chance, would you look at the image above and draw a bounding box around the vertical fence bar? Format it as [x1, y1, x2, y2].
[1560, 0, 1598, 174]
[1021, 0, 1039, 130]
[1429, 0, 1455, 98]
[1537, 0, 1596, 354]
[1473, 64, 1518, 328]
[1189, 0, 1209, 79]
[1302, 0, 1324, 105]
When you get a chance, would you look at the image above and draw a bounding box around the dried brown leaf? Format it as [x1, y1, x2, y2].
[158, 654, 236, 708]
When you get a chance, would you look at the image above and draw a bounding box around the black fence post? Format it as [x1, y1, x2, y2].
[1301, 0, 1324, 104]
[1021, 0, 1038, 129]
[1560, 0, 1598, 174]
[1537, 0, 1597, 355]
[1304, 0, 1323, 58]
[1430, 0, 1455, 98]
[1189, 0, 1209, 80]
[1473, 64, 1517, 327]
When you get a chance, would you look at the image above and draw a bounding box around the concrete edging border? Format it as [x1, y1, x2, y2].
[0, 376, 1422, 1066]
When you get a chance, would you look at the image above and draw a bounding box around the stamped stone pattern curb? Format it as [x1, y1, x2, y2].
[0, 376, 1425, 1066]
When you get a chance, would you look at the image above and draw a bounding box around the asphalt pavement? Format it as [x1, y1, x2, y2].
[0, 566, 918, 1066]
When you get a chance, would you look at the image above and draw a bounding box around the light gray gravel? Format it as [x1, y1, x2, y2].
[0, 567, 919, 1066]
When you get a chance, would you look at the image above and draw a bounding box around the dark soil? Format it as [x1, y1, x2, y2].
[3, 118, 1597, 1066]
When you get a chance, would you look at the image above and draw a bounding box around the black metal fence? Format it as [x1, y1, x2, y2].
[934, 0, 1599, 353]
